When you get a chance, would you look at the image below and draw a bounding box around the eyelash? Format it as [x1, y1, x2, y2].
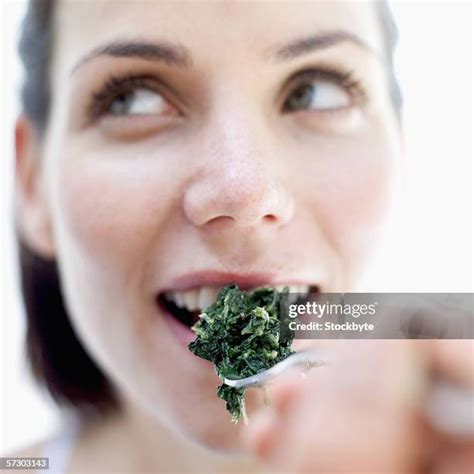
[89, 74, 166, 121]
[282, 67, 367, 112]
[88, 67, 367, 121]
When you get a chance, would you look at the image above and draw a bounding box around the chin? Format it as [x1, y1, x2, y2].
[163, 400, 246, 451]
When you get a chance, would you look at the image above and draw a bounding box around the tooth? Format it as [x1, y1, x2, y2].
[198, 287, 218, 310]
[173, 292, 185, 308]
[288, 285, 300, 294]
[183, 289, 200, 311]
[301, 284, 310, 295]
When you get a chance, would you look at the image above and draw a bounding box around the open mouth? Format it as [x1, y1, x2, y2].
[157, 284, 319, 328]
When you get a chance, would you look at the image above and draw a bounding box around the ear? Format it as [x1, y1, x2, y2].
[15, 115, 55, 259]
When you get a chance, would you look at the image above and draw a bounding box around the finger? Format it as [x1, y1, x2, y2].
[431, 340, 474, 388]
[264, 370, 311, 413]
[249, 374, 424, 472]
[242, 410, 277, 459]
[325, 340, 427, 408]
[431, 442, 474, 474]
[244, 341, 427, 472]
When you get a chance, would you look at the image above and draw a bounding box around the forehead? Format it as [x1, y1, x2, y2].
[54, 1, 383, 69]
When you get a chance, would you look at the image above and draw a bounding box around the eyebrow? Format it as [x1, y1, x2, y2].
[269, 30, 376, 61]
[71, 40, 192, 74]
[71, 30, 375, 75]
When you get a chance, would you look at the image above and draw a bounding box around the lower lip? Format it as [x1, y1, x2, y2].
[161, 306, 197, 346]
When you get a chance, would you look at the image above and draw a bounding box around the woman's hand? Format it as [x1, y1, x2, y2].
[242, 340, 474, 473]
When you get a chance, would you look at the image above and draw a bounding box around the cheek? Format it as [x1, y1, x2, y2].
[327, 154, 394, 234]
[302, 129, 400, 267]
[45, 148, 187, 400]
[51, 151, 178, 274]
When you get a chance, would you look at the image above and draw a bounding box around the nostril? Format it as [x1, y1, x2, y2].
[183, 173, 294, 227]
[263, 214, 278, 223]
[205, 215, 236, 227]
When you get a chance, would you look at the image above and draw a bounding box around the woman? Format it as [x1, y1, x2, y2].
[12, 0, 473, 472]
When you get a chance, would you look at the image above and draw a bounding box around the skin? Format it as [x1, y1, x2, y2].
[14, 1, 472, 472]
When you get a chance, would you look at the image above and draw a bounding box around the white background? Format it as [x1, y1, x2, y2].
[1, 0, 473, 454]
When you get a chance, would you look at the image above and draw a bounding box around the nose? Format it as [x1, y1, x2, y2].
[183, 123, 294, 229]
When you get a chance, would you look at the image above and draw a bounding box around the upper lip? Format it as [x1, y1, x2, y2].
[160, 270, 317, 293]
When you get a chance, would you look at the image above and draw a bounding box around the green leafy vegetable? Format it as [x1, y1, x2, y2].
[188, 285, 295, 422]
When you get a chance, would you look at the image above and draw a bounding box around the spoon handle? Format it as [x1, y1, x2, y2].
[223, 349, 328, 389]
[223, 350, 474, 436]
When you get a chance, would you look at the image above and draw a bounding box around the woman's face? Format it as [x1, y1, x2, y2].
[24, 0, 401, 448]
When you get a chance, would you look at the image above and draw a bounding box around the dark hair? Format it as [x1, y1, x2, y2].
[19, 243, 119, 414]
[17, 0, 401, 414]
[18, 2, 119, 413]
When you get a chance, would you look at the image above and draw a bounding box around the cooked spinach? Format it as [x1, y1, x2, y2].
[188, 285, 295, 422]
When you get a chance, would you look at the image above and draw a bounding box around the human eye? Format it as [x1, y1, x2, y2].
[282, 68, 366, 113]
[108, 87, 170, 116]
[89, 74, 180, 120]
[86, 74, 182, 139]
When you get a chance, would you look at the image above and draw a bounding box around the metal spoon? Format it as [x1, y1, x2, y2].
[223, 349, 328, 389]
[223, 349, 474, 436]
